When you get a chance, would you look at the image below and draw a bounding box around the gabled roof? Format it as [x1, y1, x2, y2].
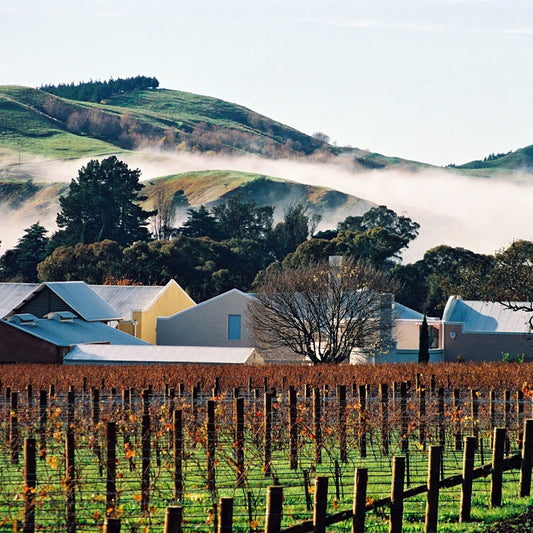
[9, 281, 121, 322]
[443, 296, 532, 333]
[65, 344, 260, 364]
[160, 288, 254, 322]
[4, 313, 148, 347]
[0, 283, 39, 318]
[393, 302, 425, 321]
[90, 284, 167, 320]
[392, 302, 440, 322]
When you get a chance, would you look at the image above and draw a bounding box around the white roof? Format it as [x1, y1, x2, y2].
[443, 296, 532, 333]
[90, 284, 166, 319]
[65, 344, 261, 364]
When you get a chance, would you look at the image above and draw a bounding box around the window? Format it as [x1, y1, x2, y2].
[228, 314, 242, 340]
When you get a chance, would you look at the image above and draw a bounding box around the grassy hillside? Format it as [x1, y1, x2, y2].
[0, 85, 428, 171]
[0, 170, 373, 251]
[0, 85, 327, 162]
[142, 170, 373, 221]
[457, 145, 533, 173]
[0, 86, 123, 159]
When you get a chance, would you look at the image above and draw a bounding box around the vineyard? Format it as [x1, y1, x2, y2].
[1, 362, 533, 532]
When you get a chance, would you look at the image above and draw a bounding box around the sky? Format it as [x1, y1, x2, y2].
[2, 0, 533, 166]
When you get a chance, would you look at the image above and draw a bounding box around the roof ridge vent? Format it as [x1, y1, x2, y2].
[7, 313, 38, 326]
[46, 311, 77, 323]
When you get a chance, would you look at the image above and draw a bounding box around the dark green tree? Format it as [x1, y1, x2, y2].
[37, 240, 124, 284]
[212, 193, 273, 242]
[282, 238, 334, 268]
[268, 204, 315, 261]
[333, 228, 409, 268]
[180, 206, 222, 240]
[0, 222, 49, 282]
[53, 156, 153, 248]
[339, 205, 420, 242]
[422, 245, 493, 315]
[418, 314, 430, 364]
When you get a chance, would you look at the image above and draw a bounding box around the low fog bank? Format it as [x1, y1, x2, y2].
[1, 149, 532, 263]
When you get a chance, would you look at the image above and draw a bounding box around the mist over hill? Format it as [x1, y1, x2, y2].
[0, 82, 532, 262]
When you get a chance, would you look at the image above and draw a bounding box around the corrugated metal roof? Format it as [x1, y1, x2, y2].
[43, 282, 121, 321]
[447, 299, 531, 333]
[65, 344, 259, 364]
[3, 315, 148, 347]
[393, 302, 425, 321]
[90, 285, 165, 319]
[0, 283, 39, 318]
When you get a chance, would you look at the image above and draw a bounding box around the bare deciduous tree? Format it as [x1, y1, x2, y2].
[249, 259, 397, 364]
[151, 186, 187, 240]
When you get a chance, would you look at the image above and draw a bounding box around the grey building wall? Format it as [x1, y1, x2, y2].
[156, 289, 254, 347]
[442, 323, 533, 362]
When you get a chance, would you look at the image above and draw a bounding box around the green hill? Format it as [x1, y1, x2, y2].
[0, 85, 327, 161]
[142, 170, 372, 219]
[0, 85, 428, 170]
[457, 145, 533, 173]
[0, 170, 373, 252]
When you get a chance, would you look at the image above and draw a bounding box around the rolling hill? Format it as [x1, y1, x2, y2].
[1, 81, 531, 258]
[0, 85, 426, 169]
[456, 145, 533, 173]
[141, 170, 373, 223]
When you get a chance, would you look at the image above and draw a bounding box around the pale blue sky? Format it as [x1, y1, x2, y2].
[2, 0, 532, 165]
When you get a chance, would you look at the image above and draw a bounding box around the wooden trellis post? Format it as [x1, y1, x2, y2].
[141, 410, 151, 514]
[66, 431, 76, 533]
[264, 392, 272, 477]
[234, 396, 245, 486]
[400, 382, 408, 454]
[491, 427, 506, 507]
[106, 422, 117, 516]
[289, 386, 298, 470]
[389, 456, 405, 533]
[207, 399, 216, 493]
[453, 388, 462, 451]
[425, 445, 442, 533]
[352, 468, 368, 533]
[173, 409, 183, 501]
[419, 387, 426, 451]
[313, 387, 322, 464]
[460, 436, 477, 523]
[164, 506, 183, 533]
[380, 383, 389, 455]
[313, 476, 328, 533]
[23, 437, 36, 533]
[337, 385, 347, 463]
[359, 384, 367, 458]
[218, 497, 233, 533]
[264, 485, 283, 533]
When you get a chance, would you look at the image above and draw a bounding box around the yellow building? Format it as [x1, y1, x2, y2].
[91, 280, 195, 344]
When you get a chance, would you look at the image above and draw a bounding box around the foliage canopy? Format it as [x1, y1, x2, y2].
[53, 156, 153, 248]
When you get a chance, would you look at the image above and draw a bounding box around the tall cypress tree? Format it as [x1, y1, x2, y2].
[418, 314, 430, 364]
